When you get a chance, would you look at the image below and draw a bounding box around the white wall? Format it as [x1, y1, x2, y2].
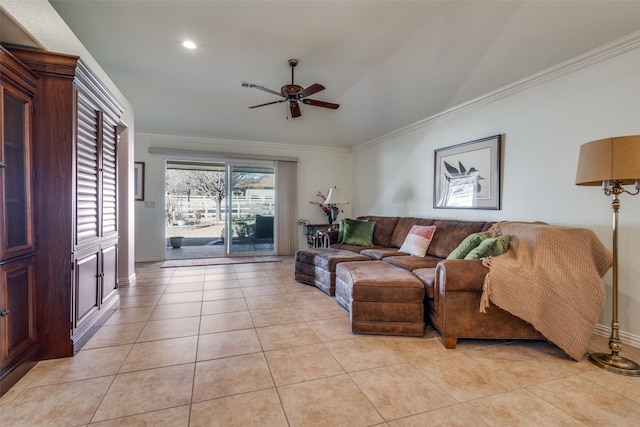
[0, 0, 137, 285]
[134, 134, 351, 261]
[353, 46, 640, 341]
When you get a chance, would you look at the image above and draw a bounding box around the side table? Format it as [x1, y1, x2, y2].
[298, 219, 337, 247]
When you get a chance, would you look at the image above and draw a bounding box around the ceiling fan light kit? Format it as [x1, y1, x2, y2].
[243, 59, 339, 118]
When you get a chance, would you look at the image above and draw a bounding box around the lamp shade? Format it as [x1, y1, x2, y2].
[576, 135, 640, 186]
[324, 186, 348, 205]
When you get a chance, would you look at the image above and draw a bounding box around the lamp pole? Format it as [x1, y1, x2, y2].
[588, 181, 640, 375]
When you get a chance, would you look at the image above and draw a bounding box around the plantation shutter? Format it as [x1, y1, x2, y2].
[76, 91, 100, 244]
[101, 115, 118, 237]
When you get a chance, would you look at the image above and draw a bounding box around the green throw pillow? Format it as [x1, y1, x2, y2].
[341, 218, 375, 247]
[447, 232, 489, 259]
[464, 234, 511, 260]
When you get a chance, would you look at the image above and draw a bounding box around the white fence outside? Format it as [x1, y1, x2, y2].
[166, 194, 274, 224]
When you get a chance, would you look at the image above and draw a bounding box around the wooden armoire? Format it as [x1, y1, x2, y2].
[6, 46, 124, 360]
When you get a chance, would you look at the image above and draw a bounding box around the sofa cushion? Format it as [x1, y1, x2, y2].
[359, 248, 406, 260]
[359, 216, 400, 247]
[464, 234, 511, 259]
[336, 261, 425, 303]
[413, 268, 436, 299]
[295, 248, 369, 270]
[389, 217, 436, 248]
[427, 220, 488, 259]
[383, 255, 442, 271]
[398, 225, 437, 257]
[447, 232, 489, 259]
[341, 218, 375, 246]
[331, 243, 386, 253]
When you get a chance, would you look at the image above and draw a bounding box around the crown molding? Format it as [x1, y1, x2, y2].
[137, 132, 351, 155]
[148, 146, 299, 163]
[354, 31, 640, 153]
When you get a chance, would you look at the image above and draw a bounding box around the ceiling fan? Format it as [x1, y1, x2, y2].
[242, 59, 339, 118]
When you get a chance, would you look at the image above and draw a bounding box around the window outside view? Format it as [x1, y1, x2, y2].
[165, 161, 275, 259]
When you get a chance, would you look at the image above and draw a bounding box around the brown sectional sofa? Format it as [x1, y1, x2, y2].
[295, 215, 544, 348]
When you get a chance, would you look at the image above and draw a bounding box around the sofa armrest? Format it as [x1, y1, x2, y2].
[435, 259, 488, 293]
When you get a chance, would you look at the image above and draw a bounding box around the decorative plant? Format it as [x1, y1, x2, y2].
[309, 191, 343, 216]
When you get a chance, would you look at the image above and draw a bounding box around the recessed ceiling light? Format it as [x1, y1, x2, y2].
[183, 41, 197, 49]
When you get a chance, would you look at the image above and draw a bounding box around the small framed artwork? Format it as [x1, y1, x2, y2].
[134, 162, 145, 201]
[434, 135, 502, 210]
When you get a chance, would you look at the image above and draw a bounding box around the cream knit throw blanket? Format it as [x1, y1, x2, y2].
[480, 222, 612, 361]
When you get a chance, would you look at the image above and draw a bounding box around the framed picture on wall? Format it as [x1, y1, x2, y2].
[434, 135, 502, 210]
[134, 162, 145, 201]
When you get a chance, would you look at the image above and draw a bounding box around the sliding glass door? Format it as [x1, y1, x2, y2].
[165, 160, 275, 259]
[227, 164, 276, 255]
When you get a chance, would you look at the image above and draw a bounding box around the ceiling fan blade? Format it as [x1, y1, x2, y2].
[290, 102, 302, 118]
[302, 98, 340, 110]
[249, 100, 285, 109]
[298, 83, 325, 98]
[241, 81, 283, 97]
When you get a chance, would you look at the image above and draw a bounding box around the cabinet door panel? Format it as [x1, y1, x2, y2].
[0, 87, 34, 260]
[0, 257, 36, 367]
[74, 252, 99, 329]
[101, 244, 117, 303]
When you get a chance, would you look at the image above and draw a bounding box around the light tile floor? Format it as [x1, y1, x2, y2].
[2, 256, 640, 426]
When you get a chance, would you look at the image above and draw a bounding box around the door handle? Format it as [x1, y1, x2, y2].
[0, 162, 6, 168]
[0, 309, 9, 317]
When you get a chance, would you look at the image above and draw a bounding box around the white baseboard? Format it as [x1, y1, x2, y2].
[593, 323, 640, 349]
[118, 272, 137, 287]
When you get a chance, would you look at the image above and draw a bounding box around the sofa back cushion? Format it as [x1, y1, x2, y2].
[427, 220, 488, 258]
[358, 216, 399, 247]
[481, 222, 496, 232]
[389, 217, 435, 248]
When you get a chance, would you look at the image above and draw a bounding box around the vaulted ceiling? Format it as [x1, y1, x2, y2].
[48, 1, 640, 148]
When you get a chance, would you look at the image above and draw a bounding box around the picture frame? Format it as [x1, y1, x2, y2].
[434, 135, 502, 210]
[134, 162, 145, 201]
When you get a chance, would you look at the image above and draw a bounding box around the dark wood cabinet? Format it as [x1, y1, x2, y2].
[6, 46, 124, 359]
[0, 46, 38, 396]
[0, 256, 37, 393]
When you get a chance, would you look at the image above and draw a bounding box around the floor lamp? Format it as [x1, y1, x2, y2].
[575, 135, 640, 376]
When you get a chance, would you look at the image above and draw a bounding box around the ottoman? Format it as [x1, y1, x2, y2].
[295, 248, 370, 295]
[336, 261, 425, 336]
